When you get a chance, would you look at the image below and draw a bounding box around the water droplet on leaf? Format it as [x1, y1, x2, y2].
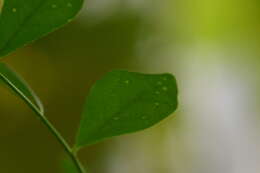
[162, 86, 168, 91]
[157, 81, 162, 85]
[141, 116, 147, 120]
[113, 117, 119, 120]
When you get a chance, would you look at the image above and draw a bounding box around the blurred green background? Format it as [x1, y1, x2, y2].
[1, 0, 260, 172]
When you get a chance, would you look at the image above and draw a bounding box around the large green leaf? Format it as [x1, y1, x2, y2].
[0, 62, 44, 113]
[0, 0, 83, 58]
[76, 70, 178, 147]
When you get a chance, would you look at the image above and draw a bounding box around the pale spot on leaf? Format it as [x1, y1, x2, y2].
[51, 4, 57, 8]
[141, 116, 147, 120]
[67, 3, 72, 7]
[162, 86, 168, 91]
[113, 117, 119, 120]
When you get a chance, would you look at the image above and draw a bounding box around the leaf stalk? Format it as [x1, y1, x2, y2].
[0, 73, 86, 173]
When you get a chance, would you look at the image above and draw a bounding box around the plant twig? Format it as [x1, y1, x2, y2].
[0, 74, 86, 173]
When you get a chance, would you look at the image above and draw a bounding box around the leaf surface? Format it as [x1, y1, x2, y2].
[76, 70, 178, 147]
[0, 0, 83, 58]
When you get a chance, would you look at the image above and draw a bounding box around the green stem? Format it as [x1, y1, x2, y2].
[0, 74, 85, 173]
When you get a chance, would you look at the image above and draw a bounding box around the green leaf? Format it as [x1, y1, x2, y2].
[76, 70, 178, 147]
[0, 62, 44, 113]
[0, 0, 83, 58]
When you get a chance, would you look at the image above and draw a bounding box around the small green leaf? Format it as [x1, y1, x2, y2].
[0, 62, 43, 113]
[0, 0, 83, 58]
[76, 70, 178, 147]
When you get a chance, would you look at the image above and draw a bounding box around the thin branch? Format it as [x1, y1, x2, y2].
[0, 73, 86, 173]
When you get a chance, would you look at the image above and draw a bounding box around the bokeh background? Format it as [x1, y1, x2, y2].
[1, 0, 260, 172]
